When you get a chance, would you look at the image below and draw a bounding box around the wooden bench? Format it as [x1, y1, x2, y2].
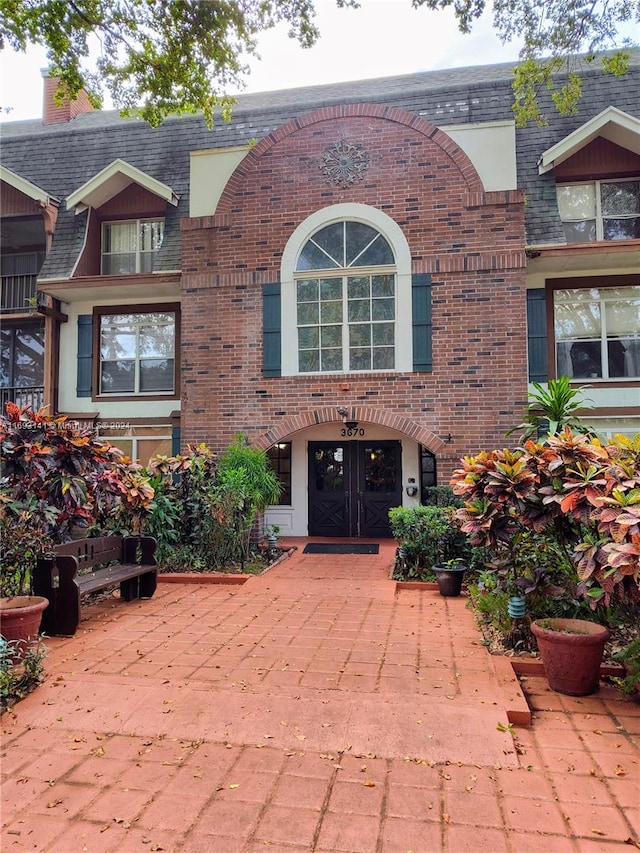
[34, 535, 157, 636]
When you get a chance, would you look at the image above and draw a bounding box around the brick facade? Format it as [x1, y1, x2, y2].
[180, 105, 526, 479]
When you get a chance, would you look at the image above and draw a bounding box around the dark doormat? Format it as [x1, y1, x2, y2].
[303, 543, 380, 555]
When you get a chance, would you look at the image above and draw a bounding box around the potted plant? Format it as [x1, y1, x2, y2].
[432, 559, 467, 597]
[531, 618, 610, 695]
[0, 508, 51, 658]
[263, 524, 281, 549]
[451, 429, 640, 694]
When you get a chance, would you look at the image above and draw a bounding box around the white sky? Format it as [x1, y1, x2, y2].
[0, 0, 523, 122]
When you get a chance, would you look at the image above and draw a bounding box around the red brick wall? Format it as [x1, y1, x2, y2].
[180, 106, 527, 480]
[42, 76, 95, 125]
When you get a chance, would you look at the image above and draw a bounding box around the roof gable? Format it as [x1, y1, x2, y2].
[0, 164, 57, 205]
[66, 158, 179, 213]
[538, 106, 640, 174]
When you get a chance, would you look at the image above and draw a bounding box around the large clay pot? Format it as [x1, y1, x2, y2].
[531, 618, 610, 696]
[0, 596, 49, 659]
[433, 564, 466, 597]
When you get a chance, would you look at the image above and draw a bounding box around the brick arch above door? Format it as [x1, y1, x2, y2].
[213, 103, 484, 218]
[253, 406, 447, 454]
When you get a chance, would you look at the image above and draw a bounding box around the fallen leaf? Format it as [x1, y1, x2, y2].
[229, 784, 239, 789]
[591, 829, 606, 836]
[614, 766, 627, 776]
[363, 781, 376, 787]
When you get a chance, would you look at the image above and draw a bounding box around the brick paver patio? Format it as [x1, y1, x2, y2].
[1, 539, 638, 851]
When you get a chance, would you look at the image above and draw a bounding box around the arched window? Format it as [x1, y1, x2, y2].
[295, 221, 396, 373]
[279, 204, 415, 377]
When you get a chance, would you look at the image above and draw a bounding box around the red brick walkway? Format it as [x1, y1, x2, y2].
[1, 540, 638, 851]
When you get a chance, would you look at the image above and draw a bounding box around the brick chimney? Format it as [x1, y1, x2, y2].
[42, 70, 96, 125]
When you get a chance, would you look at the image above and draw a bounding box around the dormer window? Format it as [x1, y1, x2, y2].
[101, 218, 164, 275]
[557, 179, 640, 243]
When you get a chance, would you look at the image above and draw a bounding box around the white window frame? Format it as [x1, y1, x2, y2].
[98, 310, 176, 396]
[557, 177, 640, 242]
[554, 285, 640, 381]
[101, 218, 165, 275]
[280, 204, 412, 376]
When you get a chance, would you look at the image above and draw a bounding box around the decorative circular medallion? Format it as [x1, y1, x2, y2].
[320, 139, 370, 187]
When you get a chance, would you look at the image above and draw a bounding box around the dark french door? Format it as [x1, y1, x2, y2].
[308, 441, 402, 538]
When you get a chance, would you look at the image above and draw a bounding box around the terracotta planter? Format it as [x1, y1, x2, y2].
[433, 564, 466, 597]
[531, 618, 610, 696]
[0, 596, 49, 659]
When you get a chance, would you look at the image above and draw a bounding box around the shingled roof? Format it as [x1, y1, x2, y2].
[2, 53, 639, 278]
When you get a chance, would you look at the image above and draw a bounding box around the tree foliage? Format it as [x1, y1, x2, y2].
[0, 0, 636, 127]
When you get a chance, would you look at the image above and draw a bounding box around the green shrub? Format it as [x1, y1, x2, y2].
[1, 638, 46, 714]
[389, 505, 470, 579]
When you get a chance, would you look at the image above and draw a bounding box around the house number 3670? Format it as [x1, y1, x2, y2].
[341, 427, 365, 437]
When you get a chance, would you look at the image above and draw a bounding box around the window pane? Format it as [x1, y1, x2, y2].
[140, 220, 165, 251]
[348, 276, 370, 299]
[350, 348, 371, 370]
[372, 298, 394, 321]
[373, 347, 395, 369]
[554, 301, 600, 339]
[100, 330, 136, 359]
[299, 350, 320, 372]
[140, 359, 174, 392]
[562, 221, 596, 243]
[608, 338, 640, 378]
[320, 278, 342, 300]
[345, 222, 378, 266]
[321, 349, 342, 371]
[605, 299, 640, 336]
[349, 325, 371, 347]
[310, 223, 344, 266]
[356, 235, 394, 266]
[298, 327, 318, 349]
[603, 218, 640, 240]
[559, 341, 602, 379]
[601, 181, 640, 216]
[104, 222, 137, 254]
[348, 299, 370, 322]
[102, 254, 137, 275]
[373, 323, 395, 345]
[372, 275, 395, 297]
[320, 301, 342, 323]
[101, 360, 135, 392]
[297, 303, 319, 325]
[267, 442, 292, 505]
[140, 325, 174, 358]
[321, 325, 341, 348]
[557, 185, 596, 220]
[297, 280, 318, 302]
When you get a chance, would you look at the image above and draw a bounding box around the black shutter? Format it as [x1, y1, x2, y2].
[77, 314, 93, 397]
[527, 289, 548, 383]
[412, 273, 432, 372]
[263, 282, 281, 377]
[171, 424, 181, 456]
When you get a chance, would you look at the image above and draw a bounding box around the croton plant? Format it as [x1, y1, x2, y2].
[0, 404, 155, 596]
[450, 429, 640, 607]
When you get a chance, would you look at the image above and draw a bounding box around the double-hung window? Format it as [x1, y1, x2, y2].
[554, 285, 640, 380]
[557, 179, 640, 242]
[296, 221, 396, 373]
[99, 311, 176, 395]
[101, 219, 164, 275]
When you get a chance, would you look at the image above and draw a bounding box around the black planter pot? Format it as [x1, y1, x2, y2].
[433, 564, 466, 597]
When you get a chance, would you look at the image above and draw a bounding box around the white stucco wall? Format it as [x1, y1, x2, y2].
[189, 146, 249, 217]
[440, 120, 517, 192]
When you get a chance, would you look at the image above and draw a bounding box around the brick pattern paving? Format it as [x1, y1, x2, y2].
[2, 541, 638, 851]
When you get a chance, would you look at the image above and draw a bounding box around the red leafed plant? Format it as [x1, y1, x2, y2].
[451, 429, 640, 608]
[1, 404, 155, 596]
